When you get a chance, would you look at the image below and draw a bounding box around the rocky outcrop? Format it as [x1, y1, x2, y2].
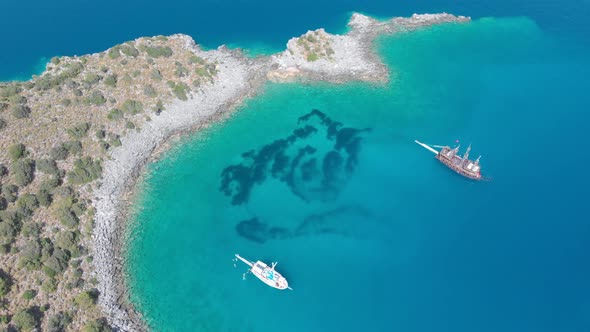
[268, 13, 469, 83]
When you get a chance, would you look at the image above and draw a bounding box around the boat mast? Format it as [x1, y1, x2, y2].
[463, 144, 471, 160]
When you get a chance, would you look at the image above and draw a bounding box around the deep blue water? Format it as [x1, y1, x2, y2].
[1, 0, 589, 80]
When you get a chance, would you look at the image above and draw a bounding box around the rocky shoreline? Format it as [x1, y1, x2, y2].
[91, 12, 469, 331]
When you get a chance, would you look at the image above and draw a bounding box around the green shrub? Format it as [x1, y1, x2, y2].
[37, 189, 52, 207]
[8, 143, 26, 160]
[64, 79, 78, 89]
[45, 248, 70, 274]
[75, 289, 99, 309]
[50, 57, 61, 65]
[145, 45, 173, 58]
[167, 81, 189, 101]
[72, 267, 84, 286]
[1, 184, 18, 203]
[108, 45, 121, 59]
[17, 239, 42, 270]
[61, 98, 72, 107]
[0, 244, 9, 254]
[41, 277, 58, 293]
[50, 144, 69, 160]
[34, 61, 84, 91]
[150, 68, 163, 81]
[53, 186, 74, 199]
[0, 117, 6, 130]
[195, 67, 208, 76]
[0, 221, 18, 245]
[0, 270, 11, 297]
[107, 108, 124, 121]
[307, 52, 319, 61]
[40, 237, 53, 262]
[83, 73, 102, 85]
[56, 231, 78, 251]
[99, 141, 110, 151]
[12, 159, 35, 187]
[125, 121, 135, 129]
[0, 209, 20, 226]
[0, 163, 7, 176]
[121, 99, 143, 115]
[0, 85, 20, 98]
[67, 122, 90, 139]
[64, 141, 83, 155]
[143, 84, 157, 97]
[9, 94, 26, 105]
[67, 157, 102, 185]
[37, 158, 59, 175]
[153, 99, 165, 115]
[16, 193, 39, 217]
[55, 205, 79, 229]
[21, 222, 41, 238]
[174, 62, 189, 78]
[86, 90, 106, 105]
[121, 73, 133, 85]
[0, 197, 6, 211]
[104, 74, 117, 87]
[120, 44, 139, 57]
[82, 318, 110, 332]
[13, 159, 35, 187]
[47, 312, 73, 332]
[95, 129, 106, 139]
[189, 55, 205, 64]
[40, 177, 60, 192]
[22, 289, 37, 300]
[11, 308, 38, 331]
[109, 134, 122, 147]
[43, 266, 57, 278]
[200, 63, 217, 77]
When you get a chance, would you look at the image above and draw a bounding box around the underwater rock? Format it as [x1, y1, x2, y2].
[220, 109, 370, 205]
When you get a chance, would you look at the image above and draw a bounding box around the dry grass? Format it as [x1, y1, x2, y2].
[0, 34, 218, 331]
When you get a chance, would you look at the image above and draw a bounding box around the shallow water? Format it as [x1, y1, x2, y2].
[126, 16, 590, 332]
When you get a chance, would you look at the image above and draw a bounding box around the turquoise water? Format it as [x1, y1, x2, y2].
[127, 17, 590, 332]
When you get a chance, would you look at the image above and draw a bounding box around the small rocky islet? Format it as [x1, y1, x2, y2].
[0, 13, 468, 331]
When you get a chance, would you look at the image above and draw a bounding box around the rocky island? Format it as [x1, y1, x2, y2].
[0, 13, 469, 331]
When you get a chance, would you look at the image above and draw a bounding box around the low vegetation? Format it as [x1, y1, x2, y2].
[0, 33, 220, 331]
[294, 30, 335, 62]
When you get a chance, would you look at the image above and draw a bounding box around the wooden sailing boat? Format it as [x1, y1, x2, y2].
[415, 140, 485, 180]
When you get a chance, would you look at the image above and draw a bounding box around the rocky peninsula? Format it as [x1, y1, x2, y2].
[0, 13, 468, 331]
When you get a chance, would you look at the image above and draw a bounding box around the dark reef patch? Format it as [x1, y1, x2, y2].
[220, 109, 370, 205]
[235, 205, 377, 243]
[220, 109, 372, 242]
